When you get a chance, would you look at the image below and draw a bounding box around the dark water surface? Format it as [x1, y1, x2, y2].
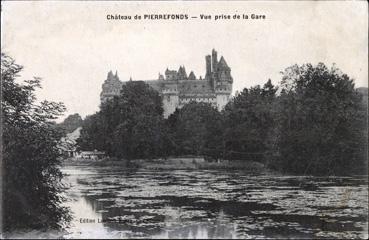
[61, 165, 368, 239]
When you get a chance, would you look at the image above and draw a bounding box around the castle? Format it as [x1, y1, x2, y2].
[100, 49, 233, 118]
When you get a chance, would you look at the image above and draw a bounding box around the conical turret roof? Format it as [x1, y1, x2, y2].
[107, 70, 121, 82]
[177, 65, 188, 79]
[218, 56, 230, 70]
[188, 71, 196, 80]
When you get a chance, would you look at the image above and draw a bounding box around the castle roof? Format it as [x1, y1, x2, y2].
[158, 72, 165, 80]
[178, 79, 213, 94]
[188, 71, 196, 80]
[165, 68, 177, 74]
[107, 70, 114, 79]
[107, 70, 120, 82]
[177, 65, 188, 79]
[218, 56, 230, 70]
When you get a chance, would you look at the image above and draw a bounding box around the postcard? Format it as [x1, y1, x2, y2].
[1, 1, 368, 239]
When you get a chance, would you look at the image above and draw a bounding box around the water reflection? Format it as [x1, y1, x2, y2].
[61, 166, 368, 239]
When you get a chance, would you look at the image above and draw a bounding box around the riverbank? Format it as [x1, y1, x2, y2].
[62, 157, 269, 173]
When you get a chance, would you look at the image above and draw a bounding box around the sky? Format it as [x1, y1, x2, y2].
[1, 1, 368, 122]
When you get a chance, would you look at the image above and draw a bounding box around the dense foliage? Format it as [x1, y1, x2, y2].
[57, 113, 83, 134]
[223, 80, 278, 162]
[77, 81, 167, 159]
[77, 63, 367, 176]
[167, 102, 223, 159]
[274, 63, 367, 175]
[1, 54, 71, 231]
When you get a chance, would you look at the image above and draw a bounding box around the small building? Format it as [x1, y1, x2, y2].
[58, 127, 81, 157]
[75, 150, 106, 160]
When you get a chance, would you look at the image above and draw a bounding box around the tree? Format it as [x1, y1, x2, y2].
[223, 79, 278, 162]
[57, 113, 83, 134]
[77, 81, 167, 159]
[1, 53, 71, 231]
[275, 63, 367, 175]
[167, 102, 224, 159]
[76, 113, 107, 152]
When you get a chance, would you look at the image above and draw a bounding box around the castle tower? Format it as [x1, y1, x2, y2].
[100, 70, 123, 104]
[177, 66, 188, 80]
[217, 56, 233, 83]
[214, 56, 233, 111]
[205, 55, 211, 80]
[162, 86, 179, 118]
[158, 72, 165, 80]
[212, 49, 218, 72]
[165, 68, 178, 80]
[107, 70, 114, 81]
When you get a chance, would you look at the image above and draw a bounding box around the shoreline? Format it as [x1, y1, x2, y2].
[61, 157, 368, 177]
[62, 156, 270, 173]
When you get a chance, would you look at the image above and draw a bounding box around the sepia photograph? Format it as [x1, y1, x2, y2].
[1, 0, 368, 239]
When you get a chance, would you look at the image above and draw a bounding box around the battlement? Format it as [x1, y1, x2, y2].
[162, 88, 179, 95]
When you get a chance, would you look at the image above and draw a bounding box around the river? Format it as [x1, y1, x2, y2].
[61, 165, 368, 239]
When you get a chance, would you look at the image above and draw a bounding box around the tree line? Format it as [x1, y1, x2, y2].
[78, 63, 367, 176]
